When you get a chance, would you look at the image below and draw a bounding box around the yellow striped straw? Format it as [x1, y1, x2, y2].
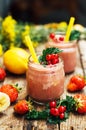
[65, 17, 75, 42]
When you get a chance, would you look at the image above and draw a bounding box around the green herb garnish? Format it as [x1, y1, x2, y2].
[69, 30, 81, 41]
[38, 47, 62, 65]
[25, 95, 75, 124]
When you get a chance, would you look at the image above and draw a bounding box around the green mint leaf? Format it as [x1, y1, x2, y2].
[47, 115, 60, 124]
[59, 95, 76, 112]
[39, 47, 62, 64]
[69, 30, 81, 41]
[47, 111, 69, 124]
[25, 109, 49, 120]
[25, 95, 76, 124]
[25, 110, 39, 119]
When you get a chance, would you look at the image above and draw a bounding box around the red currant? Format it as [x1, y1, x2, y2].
[58, 106, 66, 113]
[54, 54, 59, 59]
[51, 58, 59, 64]
[49, 101, 56, 108]
[49, 33, 55, 39]
[50, 108, 59, 116]
[51, 54, 57, 59]
[59, 36, 64, 41]
[59, 113, 65, 119]
[46, 54, 52, 61]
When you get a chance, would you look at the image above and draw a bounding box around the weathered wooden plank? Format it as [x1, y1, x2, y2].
[0, 41, 86, 130]
[78, 40, 86, 75]
[60, 41, 86, 130]
[60, 113, 86, 130]
[0, 125, 24, 130]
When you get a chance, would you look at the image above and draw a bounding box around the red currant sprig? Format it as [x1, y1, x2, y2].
[49, 101, 66, 119]
[55, 35, 64, 43]
[46, 54, 59, 65]
[49, 101, 57, 108]
[58, 106, 66, 119]
[49, 33, 64, 43]
[50, 108, 59, 116]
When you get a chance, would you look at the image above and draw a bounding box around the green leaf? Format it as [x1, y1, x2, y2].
[25, 95, 76, 125]
[59, 95, 76, 112]
[30, 26, 50, 43]
[69, 30, 81, 41]
[25, 109, 49, 120]
[39, 47, 62, 64]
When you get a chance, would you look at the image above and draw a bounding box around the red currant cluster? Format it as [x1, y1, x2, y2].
[49, 33, 64, 43]
[46, 54, 59, 65]
[49, 101, 66, 119]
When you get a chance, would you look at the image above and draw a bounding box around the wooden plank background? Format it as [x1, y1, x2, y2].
[0, 40, 86, 130]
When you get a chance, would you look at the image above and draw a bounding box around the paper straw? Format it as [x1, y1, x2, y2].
[25, 35, 39, 63]
[65, 17, 75, 41]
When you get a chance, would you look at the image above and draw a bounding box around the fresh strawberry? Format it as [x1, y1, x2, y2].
[0, 68, 6, 81]
[70, 75, 85, 90]
[14, 100, 29, 114]
[67, 82, 78, 92]
[67, 75, 85, 92]
[0, 84, 19, 103]
[74, 94, 86, 114]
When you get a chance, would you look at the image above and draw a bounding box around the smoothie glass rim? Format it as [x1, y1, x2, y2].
[28, 53, 64, 73]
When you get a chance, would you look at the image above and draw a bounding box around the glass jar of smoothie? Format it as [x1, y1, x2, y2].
[26, 54, 65, 104]
[46, 33, 77, 74]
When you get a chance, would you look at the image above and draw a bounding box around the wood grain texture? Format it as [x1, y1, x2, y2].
[0, 40, 86, 130]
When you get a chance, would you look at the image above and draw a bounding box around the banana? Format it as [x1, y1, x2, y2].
[0, 92, 10, 112]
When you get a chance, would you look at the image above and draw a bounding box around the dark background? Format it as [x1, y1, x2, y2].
[0, 0, 86, 26]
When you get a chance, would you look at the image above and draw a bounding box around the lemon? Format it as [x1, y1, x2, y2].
[58, 22, 67, 29]
[0, 44, 3, 56]
[3, 48, 29, 74]
[0, 92, 10, 112]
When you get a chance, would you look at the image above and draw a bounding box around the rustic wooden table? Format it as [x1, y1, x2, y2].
[0, 40, 86, 130]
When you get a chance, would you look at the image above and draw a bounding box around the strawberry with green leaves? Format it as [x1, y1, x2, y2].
[25, 94, 86, 124]
[14, 100, 29, 114]
[14, 100, 33, 115]
[0, 84, 21, 103]
[74, 94, 86, 114]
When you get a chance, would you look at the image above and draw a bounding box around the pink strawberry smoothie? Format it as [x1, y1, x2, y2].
[26, 57, 65, 104]
[46, 41, 77, 74]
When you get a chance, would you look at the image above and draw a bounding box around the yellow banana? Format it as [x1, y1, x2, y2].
[0, 92, 10, 112]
